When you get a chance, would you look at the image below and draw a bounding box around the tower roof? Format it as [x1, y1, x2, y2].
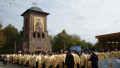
[21, 6, 49, 16]
[29, 6, 44, 12]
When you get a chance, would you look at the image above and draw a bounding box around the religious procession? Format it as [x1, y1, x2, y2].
[1, 0, 120, 68]
[0, 49, 120, 68]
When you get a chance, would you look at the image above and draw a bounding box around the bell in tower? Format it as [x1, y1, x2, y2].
[21, 5, 52, 53]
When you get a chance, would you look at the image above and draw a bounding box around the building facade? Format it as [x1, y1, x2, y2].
[21, 6, 52, 53]
[96, 32, 120, 50]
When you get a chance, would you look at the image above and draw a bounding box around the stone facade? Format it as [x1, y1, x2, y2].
[21, 7, 52, 53]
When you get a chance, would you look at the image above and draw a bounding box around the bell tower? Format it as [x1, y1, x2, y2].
[21, 6, 52, 53]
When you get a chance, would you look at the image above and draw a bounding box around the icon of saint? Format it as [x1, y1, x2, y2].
[35, 18, 43, 32]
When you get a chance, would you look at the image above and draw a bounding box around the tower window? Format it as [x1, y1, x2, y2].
[33, 32, 35, 38]
[37, 33, 40, 38]
[42, 33, 44, 38]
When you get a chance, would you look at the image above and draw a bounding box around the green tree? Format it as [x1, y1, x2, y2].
[0, 24, 6, 48]
[86, 42, 93, 49]
[18, 30, 23, 41]
[79, 40, 93, 50]
[80, 40, 87, 49]
[71, 34, 81, 46]
[51, 29, 94, 52]
[52, 30, 73, 51]
[3, 24, 20, 53]
[93, 42, 99, 49]
[19, 30, 23, 37]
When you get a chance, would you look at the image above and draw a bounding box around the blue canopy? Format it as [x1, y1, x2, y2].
[36, 47, 42, 49]
[70, 46, 81, 53]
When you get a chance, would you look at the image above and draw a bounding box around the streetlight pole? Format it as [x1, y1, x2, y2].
[14, 41, 16, 53]
[64, 42, 65, 51]
[64, 34, 66, 51]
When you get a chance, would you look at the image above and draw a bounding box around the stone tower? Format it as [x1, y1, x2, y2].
[21, 6, 52, 53]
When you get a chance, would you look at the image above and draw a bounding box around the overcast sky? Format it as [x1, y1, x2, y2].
[0, 0, 120, 44]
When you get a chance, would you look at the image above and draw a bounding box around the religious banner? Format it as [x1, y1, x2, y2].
[34, 16, 44, 32]
[70, 46, 81, 53]
[98, 58, 120, 68]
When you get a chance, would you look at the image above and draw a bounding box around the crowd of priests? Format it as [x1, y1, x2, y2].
[0, 49, 120, 68]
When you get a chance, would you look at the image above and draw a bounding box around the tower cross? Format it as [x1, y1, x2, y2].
[32, 2, 38, 7]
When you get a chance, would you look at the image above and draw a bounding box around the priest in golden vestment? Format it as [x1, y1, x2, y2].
[61, 53, 66, 68]
[54, 54, 63, 68]
[6, 54, 10, 62]
[15, 54, 19, 63]
[85, 53, 92, 68]
[72, 53, 80, 68]
[30, 54, 35, 67]
[28, 54, 32, 67]
[110, 51, 115, 58]
[18, 54, 22, 64]
[80, 52, 87, 68]
[12, 54, 15, 63]
[24, 54, 29, 66]
[101, 52, 105, 59]
[38, 54, 44, 68]
[44, 55, 50, 68]
[105, 52, 110, 59]
[33, 54, 38, 67]
[114, 51, 119, 59]
[21, 54, 25, 66]
[97, 52, 102, 59]
[51, 54, 57, 68]
[36, 54, 41, 68]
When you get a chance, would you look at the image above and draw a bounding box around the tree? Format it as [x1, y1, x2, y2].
[3, 24, 20, 53]
[18, 30, 23, 41]
[51, 29, 94, 52]
[71, 34, 81, 46]
[52, 30, 73, 51]
[93, 42, 99, 50]
[52, 30, 83, 51]
[0, 24, 6, 48]
[80, 40, 87, 49]
[19, 30, 23, 37]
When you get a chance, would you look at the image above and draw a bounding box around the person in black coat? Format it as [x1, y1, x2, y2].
[3, 56, 7, 66]
[65, 51, 74, 68]
[89, 49, 98, 68]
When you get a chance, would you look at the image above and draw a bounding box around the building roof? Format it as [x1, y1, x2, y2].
[95, 32, 120, 39]
[21, 6, 49, 16]
[29, 6, 44, 12]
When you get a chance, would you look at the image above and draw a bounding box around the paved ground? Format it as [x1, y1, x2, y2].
[0, 61, 30, 68]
